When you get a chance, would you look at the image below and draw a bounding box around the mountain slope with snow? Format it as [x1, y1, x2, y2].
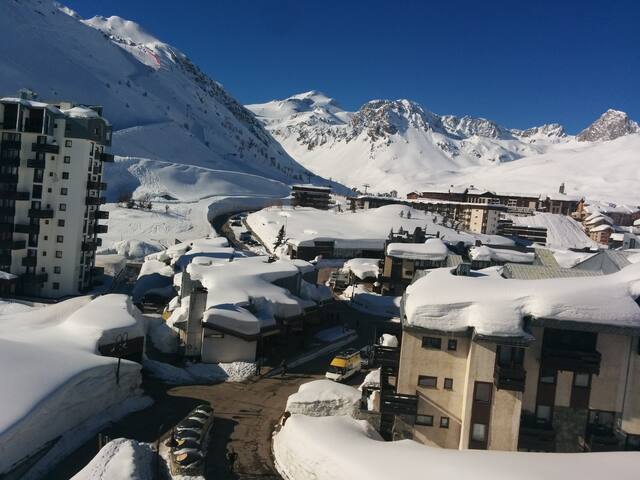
[248, 92, 640, 204]
[0, 1, 339, 201]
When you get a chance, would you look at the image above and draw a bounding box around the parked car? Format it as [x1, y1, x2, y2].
[326, 348, 361, 382]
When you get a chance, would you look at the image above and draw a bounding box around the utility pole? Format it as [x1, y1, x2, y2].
[362, 183, 371, 195]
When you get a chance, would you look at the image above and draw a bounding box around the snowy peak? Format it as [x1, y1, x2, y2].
[512, 123, 566, 139]
[351, 99, 440, 139]
[248, 91, 349, 126]
[84, 15, 161, 46]
[576, 109, 639, 142]
[441, 115, 509, 139]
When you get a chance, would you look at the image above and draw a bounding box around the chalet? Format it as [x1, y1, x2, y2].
[394, 263, 640, 453]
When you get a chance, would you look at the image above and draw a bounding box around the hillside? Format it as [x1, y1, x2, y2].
[0, 1, 339, 201]
[248, 92, 640, 204]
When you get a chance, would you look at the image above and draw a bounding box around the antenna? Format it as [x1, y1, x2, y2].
[362, 183, 371, 195]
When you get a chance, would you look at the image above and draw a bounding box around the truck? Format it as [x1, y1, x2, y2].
[325, 348, 361, 382]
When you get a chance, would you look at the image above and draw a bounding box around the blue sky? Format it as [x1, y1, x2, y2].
[64, 0, 639, 133]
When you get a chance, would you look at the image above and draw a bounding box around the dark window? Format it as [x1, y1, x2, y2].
[64, 156, 70, 163]
[65, 140, 72, 147]
[90, 143, 94, 155]
[60, 188, 67, 196]
[474, 382, 492, 403]
[62, 172, 69, 179]
[56, 235, 63, 243]
[440, 416, 450, 428]
[32, 184, 42, 199]
[416, 415, 434, 426]
[536, 404, 552, 422]
[42, 251, 46, 256]
[58, 219, 65, 227]
[47, 188, 52, 193]
[418, 375, 437, 388]
[422, 337, 442, 350]
[448, 339, 458, 351]
[54, 266, 61, 274]
[471, 423, 487, 443]
[52, 282, 60, 290]
[444, 378, 454, 390]
[59, 203, 66, 211]
[55, 251, 62, 258]
[539, 369, 556, 384]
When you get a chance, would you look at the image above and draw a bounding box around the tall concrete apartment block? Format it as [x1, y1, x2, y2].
[0, 91, 113, 298]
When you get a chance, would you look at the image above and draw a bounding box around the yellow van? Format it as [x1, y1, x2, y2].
[325, 349, 361, 382]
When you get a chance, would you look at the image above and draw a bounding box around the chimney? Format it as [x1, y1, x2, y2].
[559, 182, 565, 194]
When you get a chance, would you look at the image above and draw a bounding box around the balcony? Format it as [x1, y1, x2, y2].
[14, 223, 39, 234]
[0, 206, 15, 216]
[91, 266, 105, 277]
[20, 272, 47, 284]
[518, 416, 556, 452]
[542, 348, 602, 375]
[86, 181, 107, 191]
[0, 254, 11, 266]
[28, 208, 54, 219]
[31, 142, 59, 154]
[82, 239, 102, 251]
[90, 210, 109, 220]
[379, 392, 418, 416]
[96, 152, 114, 162]
[0, 173, 18, 184]
[494, 364, 527, 392]
[86, 196, 106, 206]
[0, 222, 14, 233]
[90, 224, 108, 234]
[26, 158, 45, 169]
[0, 190, 29, 201]
[21, 256, 37, 267]
[0, 140, 21, 150]
[0, 239, 25, 250]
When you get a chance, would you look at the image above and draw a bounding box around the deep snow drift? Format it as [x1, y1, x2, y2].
[0, 295, 147, 474]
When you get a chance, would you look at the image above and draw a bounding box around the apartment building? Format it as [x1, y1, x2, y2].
[291, 184, 332, 210]
[0, 91, 112, 298]
[396, 265, 640, 453]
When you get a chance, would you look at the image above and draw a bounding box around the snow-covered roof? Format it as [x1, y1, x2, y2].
[0, 295, 145, 473]
[634, 218, 640, 226]
[247, 204, 513, 252]
[203, 305, 261, 337]
[273, 414, 640, 480]
[285, 380, 360, 417]
[589, 224, 614, 232]
[506, 212, 596, 250]
[386, 238, 449, 261]
[403, 263, 640, 338]
[585, 213, 614, 226]
[343, 258, 380, 280]
[469, 246, 534, 264]
[61, 106, 100, 119]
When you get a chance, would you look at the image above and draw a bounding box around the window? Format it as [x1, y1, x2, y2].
[54, 266, 61, 274]
[539, 369, 556, 384]
[422, 336, 442, 350]
[65, 140, 72, 147]
[444, 378, 454, 390]
[64, 156, 70, 163]
[47, 188, 52, 193]
[55, 251, 62, 258]
[416, 415, 434, 427]
[43, 235, 48, 241]
[474, 382, 492, 403]
[574, 373, 590, 387]
[440, 417, 450, 428]
[59, 203, 66, 211]
[52, 282, 60, 290]
[42, 251, 46, 256]
[62, 172, 69, 179]
[536, 405, 552, 422]
[58, 219, 65, 227]
[471, 423, 487, 442]
[60, 188, 68, 196]
[418, 375, 437, 388]
[56, 235, 63, 243]
[447, 339, 458, 351]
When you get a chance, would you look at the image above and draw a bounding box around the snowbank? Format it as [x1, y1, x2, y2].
[285, 380, 361, 417]
[387, 238, 449, 261]
[132, 259, 175, 301]
[273, 415, 640, 480]
[71, 438, 154, 480]
[469, 245, 534, 264]
[404, 263, 640, 338]
[0, 295, 146, 474]
[343, 258, 380, 280]
[143, 359, 255, 384]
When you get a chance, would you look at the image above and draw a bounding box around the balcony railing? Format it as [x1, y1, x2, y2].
[21, 256, 37, 267]
[26, 158, 45, 169]
[0, 239, 25, 250]
[14, 223, 39, 234]
[90, 210, 109, 220]
[86, 181, 107, 191]
[0, 191, 29, 201]
[31, 143, 59, 154]
[90, 224, 108, 234]
[0, 173, 19, 184]
[28, 208, 54, 219]
[494, 364, 526, 392]
[0, 206, 15, 215]
[82, 238, 102, 251]
[542, 348, 602, 375]
[96, 152, 114, 162]
[0, 140, 21, 150]
[86, 196, 106, 206]
[0, 222, 14, 233]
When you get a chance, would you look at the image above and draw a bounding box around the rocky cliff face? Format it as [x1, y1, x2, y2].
[576, 109, 639, 142]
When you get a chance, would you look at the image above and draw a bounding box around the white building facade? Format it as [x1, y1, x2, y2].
[0, 91, 112, 298]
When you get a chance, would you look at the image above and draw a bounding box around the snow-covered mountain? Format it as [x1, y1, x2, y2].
[248, 92, 640, 204]
[0, 1, 340, 201]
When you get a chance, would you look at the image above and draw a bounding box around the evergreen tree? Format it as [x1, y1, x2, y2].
[274, 225, 286, 249]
